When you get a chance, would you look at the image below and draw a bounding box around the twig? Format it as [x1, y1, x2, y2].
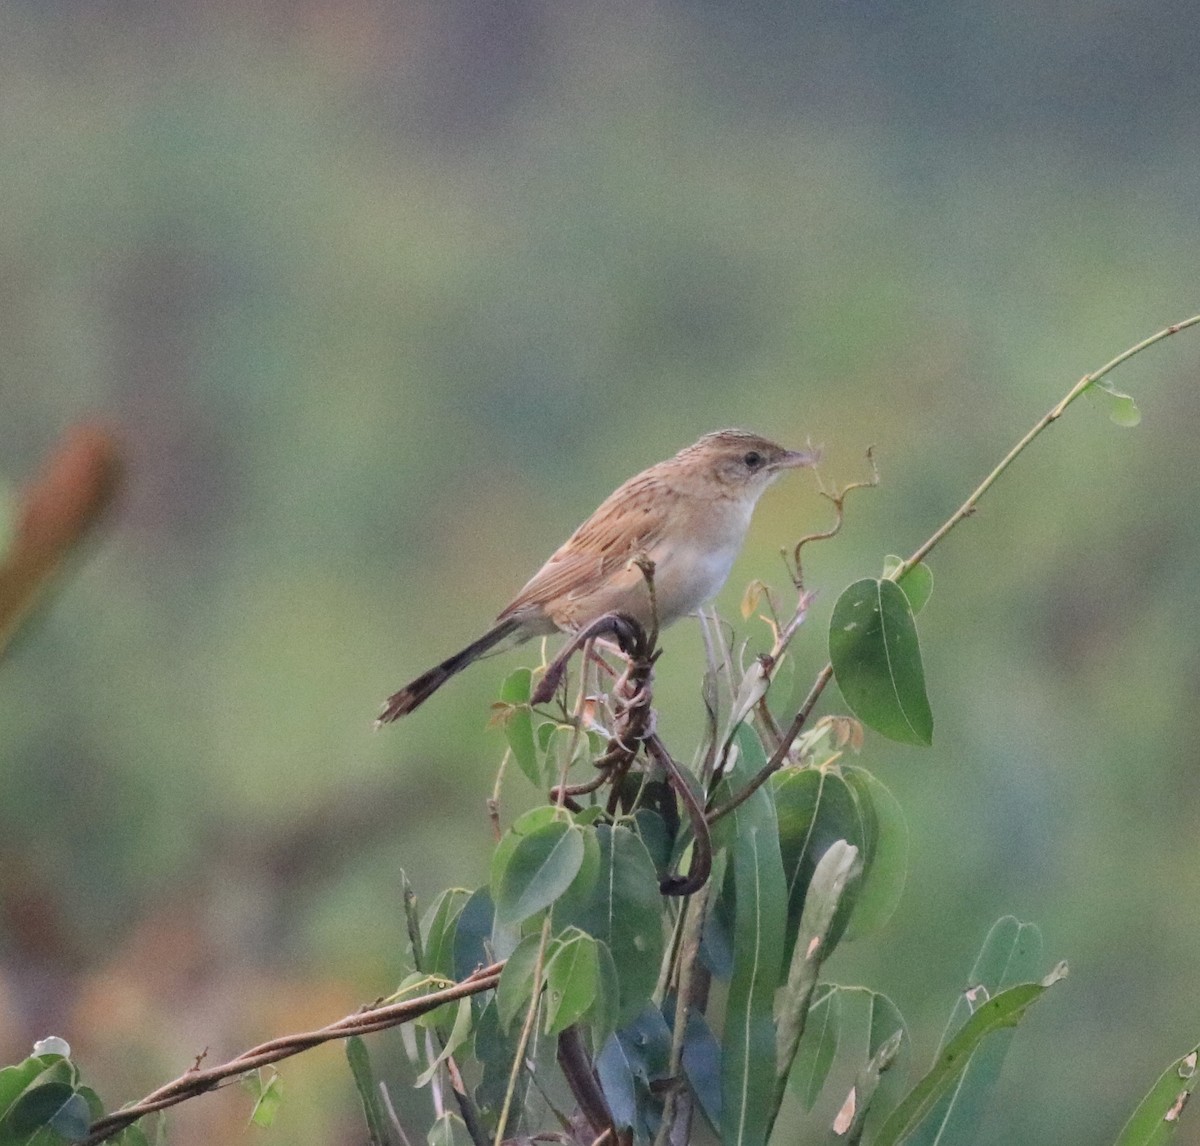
[83, 963, 504, 1145]
[707, 313, 1200, 824]
[494, 917, 552, 1144]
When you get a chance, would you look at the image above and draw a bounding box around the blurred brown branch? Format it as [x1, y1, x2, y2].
[0, 424, 123, 656]
[82, 961, 504, 1145]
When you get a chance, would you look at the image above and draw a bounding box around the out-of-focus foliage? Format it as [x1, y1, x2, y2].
[1, 2, 1199, 1143]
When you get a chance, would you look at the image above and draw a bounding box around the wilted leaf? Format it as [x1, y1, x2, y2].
[1086, 378, 1142, 427]
[1115, 1043, 1200, 1146]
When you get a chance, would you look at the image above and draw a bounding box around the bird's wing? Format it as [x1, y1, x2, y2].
[497, 473, 672, 619]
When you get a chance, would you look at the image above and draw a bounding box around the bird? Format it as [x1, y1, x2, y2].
[377, 429, 817, 723]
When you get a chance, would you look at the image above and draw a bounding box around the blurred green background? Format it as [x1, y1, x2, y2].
[1, 1, 1199, 1142]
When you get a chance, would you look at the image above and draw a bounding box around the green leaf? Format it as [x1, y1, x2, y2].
[1086, 378, 1142, 427]
[473, 1000, 526, 1121]
[427, 1111, 472, 1146]
[544, 930, 601, 1035]
[590, 941, 621, 1053]
[493, 820, 585, 927]
[6, 1081, 77, 1136]
[451, 885, 496, 982]
[833, 1026, 906, 1143]
[908, 916, 1045, 1146]
[773, 768, 867, 960]
[415, 997, 474, 1087]
[883, 556, 934, 614]
[720, 791, 788, 1146]
[791, 985, 841, 1110]
[680, 1008, 723, 1132]
[595, 1033, 638, 1132]
[549, 824, 601, 924]
[842, 768, 909, 940]
[244, 1071, 282, 1128]
[345, 1037, 391, 1146]
[421, 888, 472, 980]
[563, 825, 664, 1025]
[111, 1125, 152, 1146]
[595, 1005, 673, 1136]
[499, 668, 540, 785]
[488, 806, 561, 903]
[496, 933, 545, 1033]
[829, 578, 933, 745]
[873, 964, 1068, 1146]
[1114, 1043, 1200, 1146]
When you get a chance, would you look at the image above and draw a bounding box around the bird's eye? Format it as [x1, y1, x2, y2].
[743, 450, 763, 469]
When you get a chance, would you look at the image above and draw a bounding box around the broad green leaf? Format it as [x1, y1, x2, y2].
[488, 806, 561, 902]
[632, 809, 672, 879]
[680, 1006, 723, 1132]
[51, 1091, 91, 1139]
[5, 1081, 77, 1136]
[563, 825, 664, 1025]
[427, 1111, 472, 1146]
[908, 916, 1045, 1146]
[473, 1000, 526, 1121]
[883, 556, 934, 614]
[1114, 1043, 1200, 1146]
[496, 933, 545, 1032]
[721, 790, 788, 1146]
[420, 888, 472, 980]
[451, 886, 496, 981]
[842, 768, 909, 940]
[493, 820, 585, 927]
[938, 916, 1045, 1053]
[549, 825, 601, 923]
[596, 1033, 639, 1132]
[873, 964, 1068, 1146]
[791, 985, 841, 1110]
[345, 1037, 390, 1146]
[829, 578, 933, 745]
[498, 667, 540, 785]
[591, 941, 621, 1053]
[1086, 378, 1142, 427]
[595, 1005, 674, 1136]
[773, 768, 867, 959]
[543, 930, 600, 1035]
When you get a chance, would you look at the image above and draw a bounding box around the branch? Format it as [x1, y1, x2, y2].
[83, 962, 504, 1145]
[707, 313, 1200, 825]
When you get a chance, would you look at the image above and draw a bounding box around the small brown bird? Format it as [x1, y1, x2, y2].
[377, 429, 817, 723]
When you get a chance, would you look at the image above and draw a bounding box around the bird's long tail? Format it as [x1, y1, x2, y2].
[376, 617, 524, 724]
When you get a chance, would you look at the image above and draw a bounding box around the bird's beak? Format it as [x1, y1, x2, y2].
[777, 446, 821, 470]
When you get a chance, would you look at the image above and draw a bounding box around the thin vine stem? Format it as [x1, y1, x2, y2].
[708, 314, 1200, 825]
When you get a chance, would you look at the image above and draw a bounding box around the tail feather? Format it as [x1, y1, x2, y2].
[376, 617, 523, 724]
